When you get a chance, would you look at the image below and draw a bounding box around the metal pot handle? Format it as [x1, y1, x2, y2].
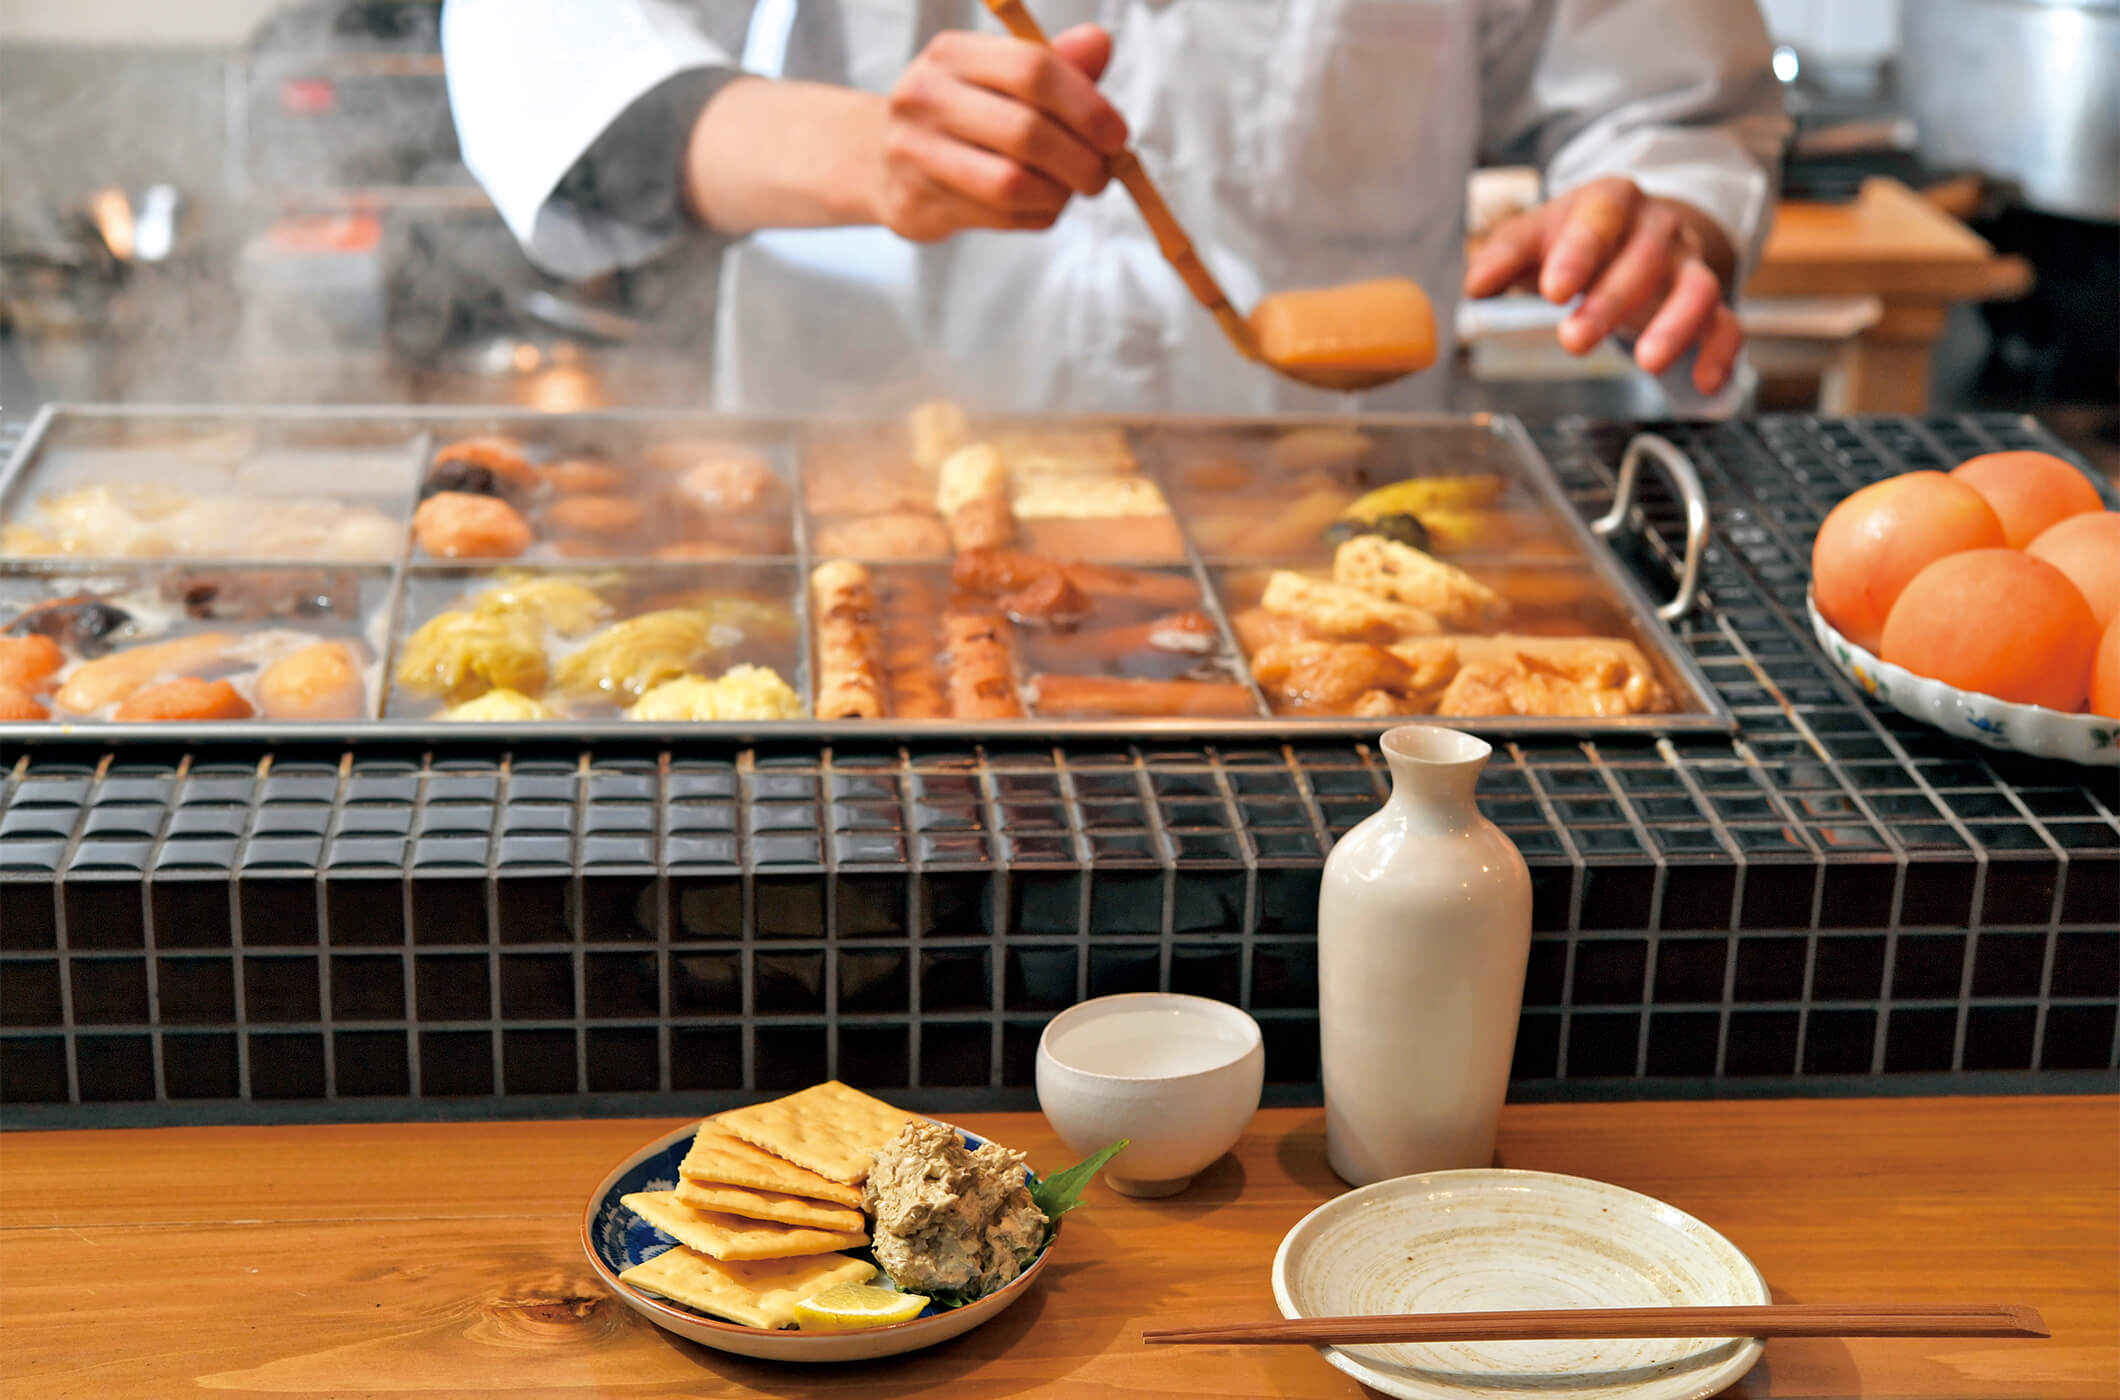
[1590, 432, 1709, 623]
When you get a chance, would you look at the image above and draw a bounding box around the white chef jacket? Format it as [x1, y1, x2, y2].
[443, 0, 1787, 416]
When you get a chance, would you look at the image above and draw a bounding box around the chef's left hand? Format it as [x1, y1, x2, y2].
[1465, 175, 1743, 395]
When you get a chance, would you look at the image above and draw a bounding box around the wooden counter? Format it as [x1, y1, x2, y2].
[2, 1096, 2112, 1398]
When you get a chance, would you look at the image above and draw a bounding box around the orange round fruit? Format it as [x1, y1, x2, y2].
[1881, 549, 2100, 711]
[1948, 450, 2103, 549]
[2026, 511, 2120, 629]
[1812, 471, 2007, 654]
[2091, 616, 2120, 719]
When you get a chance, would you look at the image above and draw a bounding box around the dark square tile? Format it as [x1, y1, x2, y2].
[1522, 939, 1566, 1006]
[1260, 1017, 1320, 1084]
[1893, 934, 1967, 1000]
[1972, 933, 2046, 999]
[1817, 861, 1896, 931]
[0, 1035, 68, 1102]
[1001, 1018, 1048, 1086]
[1172, 870, 1244, 934]
[1654, 937, 1728, 1003]
[1733, 936, 1806, 1001]
[1981, 857, 2059, 927]
[414, 954, 490, 1022]
[63, 880, 144, 949]
[1571, 825, 1642, 857]
[1568, 1012, 1640, 1077]
[834, 833, 908, 864]
[1724, 1010, 1798, 1076]
[671, 875, 741, 942]
[1007, 835, 1076, 862]
[163, 1032, 239, 1098]
[838, 1024, 910, 1091]
[752, 835, 824, 866]
[921, 872, 996, 938]
[1512, 1012, 1560, 1079]
[755, 952, 827, 1014]
[1740, 861, 1816, 929]
[1963, 1005, 2037, 1071]
[1231, 771, 1297, 797]
[832, 802, 904, 833]
[1, 959, 63, 1026]
[1084, 833, 1155, 862]
[586, 1026, 660, 1092]
[581, 873, 657, 942]
[1088, 944, 1160, 998]
[330, 954, 404, 1021]
[671, 1025, 743, 1091]
[1005, 946, 1079, 1011]
[502, 1028, 578, 1094]
[411, 878, 489, 946]
[920, 1021, 991, 1087]
[2051, 932, 2120, 998]
[1645, 1011, 1719, 1076]
[1254, 867, 1320, 935]
[669, 953, 738, 1016]
[495, 875, 573, 945]
[0, 882, 58, 950]
[836, 875, 907, 940]
[1811, 936, 1885, 1001]
[321, 878, 398, 947]
[1803, 1008, 1878, 1074]
[1579, 866, 1653, 931]
[419, 1030, 494, 1096]
[755, 877, 827, 940]
[585, 952, 659, 1017]
[838, 949, 909, 1014]
[1251, 942, 1318, 1009]
[2059, 855, 2118, 926]
[1529, 864, 1577, 935]
[244, 956, 321, 1023]
[1082, 870, 1155, 937]
[1653, 827, 1726, 855]
[1241, 798, 1311, 829]
[1572, 939, 1648, 1004]
[69, 957, 148, 1025]
[1170, 942, 1241, 1003]
[1884, 1007, 1958, 1073]
[248, 1032, 325, 1099]
[1658, 865, 1736, 932]
[919, 948, 992, 1012]
[2041, 1004, 2116, 1070]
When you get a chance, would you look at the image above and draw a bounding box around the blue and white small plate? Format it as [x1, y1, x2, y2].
[1809, 595, 2119, 766]
[581, 1119, 1057, 1363]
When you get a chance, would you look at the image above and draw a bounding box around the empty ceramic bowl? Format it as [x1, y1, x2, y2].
[1035, 992, 1264, 1198]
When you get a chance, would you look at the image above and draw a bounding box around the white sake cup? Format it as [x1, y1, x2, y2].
[1035, 992, 1265, 1198]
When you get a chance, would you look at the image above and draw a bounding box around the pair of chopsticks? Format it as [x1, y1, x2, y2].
[1142, 1302, 2049, 1346]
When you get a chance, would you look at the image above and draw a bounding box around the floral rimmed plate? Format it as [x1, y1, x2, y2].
[1808, 595, 2118, 766]
[582, 1120, 1055, 1363]
[1273, 1168, 1770, 1400]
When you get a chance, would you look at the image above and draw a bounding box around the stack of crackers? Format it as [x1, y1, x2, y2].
[618, 1081, 917, 1330]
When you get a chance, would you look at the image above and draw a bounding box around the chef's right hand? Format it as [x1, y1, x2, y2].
[869, 25, 1128, 242]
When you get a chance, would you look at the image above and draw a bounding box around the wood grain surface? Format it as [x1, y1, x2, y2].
[2, 1096, 2112, 1398]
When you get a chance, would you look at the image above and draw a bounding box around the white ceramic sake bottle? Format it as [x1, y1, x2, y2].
[1318, 724, 1533, 1187]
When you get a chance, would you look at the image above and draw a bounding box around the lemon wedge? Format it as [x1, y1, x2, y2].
[793, 1283, 931, 1332]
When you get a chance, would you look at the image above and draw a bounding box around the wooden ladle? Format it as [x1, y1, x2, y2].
[981, 0, 1436, 393]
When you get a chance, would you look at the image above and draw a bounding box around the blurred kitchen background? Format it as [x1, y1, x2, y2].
[1, 0, 2114, 461]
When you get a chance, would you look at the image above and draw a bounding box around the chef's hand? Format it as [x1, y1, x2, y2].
[870, 24, 1128, 241]
[1465, 176, 1743, 395]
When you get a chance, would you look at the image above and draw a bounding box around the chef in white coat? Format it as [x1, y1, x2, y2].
[443, 0, 1787, 416]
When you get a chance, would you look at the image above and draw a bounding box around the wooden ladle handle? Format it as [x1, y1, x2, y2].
[978, 0, 1262, 360]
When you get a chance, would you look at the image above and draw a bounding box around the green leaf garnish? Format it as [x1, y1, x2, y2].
[1031, 1139, 1129, 1224]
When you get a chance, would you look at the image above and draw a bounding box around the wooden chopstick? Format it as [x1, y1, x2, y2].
[1141, 1302, 2050, 1347]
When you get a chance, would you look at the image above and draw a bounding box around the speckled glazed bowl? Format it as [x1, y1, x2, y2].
[1272, 1168, 1769, 1400]
[1810, 594, 2118, 765]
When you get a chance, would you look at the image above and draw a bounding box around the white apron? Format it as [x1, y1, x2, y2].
[718, 0, 1475, 415]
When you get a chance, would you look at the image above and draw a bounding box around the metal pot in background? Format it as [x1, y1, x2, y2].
[1901, 0, 2120, 223]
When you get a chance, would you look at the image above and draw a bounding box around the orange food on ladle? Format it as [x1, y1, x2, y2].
[1250, 278, 1438, 375]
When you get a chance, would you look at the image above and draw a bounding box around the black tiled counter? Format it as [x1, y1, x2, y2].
[3, 414, 2115, 1125]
